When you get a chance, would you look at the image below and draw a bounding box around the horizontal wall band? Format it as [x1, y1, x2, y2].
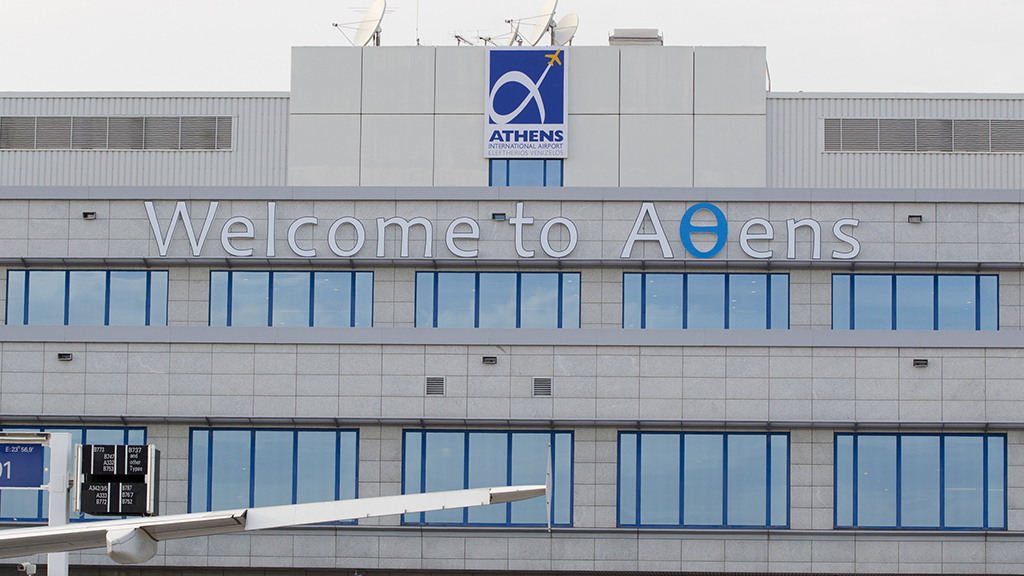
[0, 325, 1017, 348]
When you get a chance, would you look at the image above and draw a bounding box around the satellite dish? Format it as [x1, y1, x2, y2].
[527, 0, 558, 46]
[354, 0, 387, 47]
[553, 13, 578, 46]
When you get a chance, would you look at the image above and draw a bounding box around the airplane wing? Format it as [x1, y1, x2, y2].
[0, 484, 545, 564]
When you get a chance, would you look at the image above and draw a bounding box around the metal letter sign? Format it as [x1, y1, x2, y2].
[485, 47, 568, 158]
[0, 444, 43, 488]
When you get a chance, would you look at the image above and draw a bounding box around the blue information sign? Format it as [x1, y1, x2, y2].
[0, 444, 44, 488]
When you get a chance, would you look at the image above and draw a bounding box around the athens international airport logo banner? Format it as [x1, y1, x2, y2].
[485, 47, 568, 158]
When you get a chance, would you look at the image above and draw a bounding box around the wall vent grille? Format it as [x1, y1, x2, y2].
[0, 116, 233, 150]
[425, 376, 446, 396]
[824, 118, 1024, 152]
[532, 377, 553, 397]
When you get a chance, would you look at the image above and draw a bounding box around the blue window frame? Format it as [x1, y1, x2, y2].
[188, 428, 358, 514]
[832, 274, 998, 330]
[623, 272, 789, 329]
[415, 272, 580, 328]
[835, 433, 1005, 529]
[209, 271, 372, 327]
[402, 430, 572, 526]
[618, 432, 789, 528]
[489, 159, 563, 186]
[6, 270, 168, 326]
[0, 426, 146, 522]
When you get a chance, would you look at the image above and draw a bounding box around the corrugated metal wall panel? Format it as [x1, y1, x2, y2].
[768, 95, 1024, 188]
[0, 95, 289, 186]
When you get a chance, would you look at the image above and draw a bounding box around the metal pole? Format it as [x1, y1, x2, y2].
[46, 434, 72, 576]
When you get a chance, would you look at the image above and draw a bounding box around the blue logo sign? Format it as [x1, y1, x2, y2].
[485, 48, 568, 158]
[0, 444, 44, 488]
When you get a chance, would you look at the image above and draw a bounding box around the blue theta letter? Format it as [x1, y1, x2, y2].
[678, 202, 727, 258]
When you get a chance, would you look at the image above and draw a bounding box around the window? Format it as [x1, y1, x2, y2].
[623, 273, 789, 329]
[618, 432, 789, 528]
[489, 159, 563, 186]
[415, 272, 580, 328]
[835, 433, 1005, 529]
[832, 274, 998, 330]
[6, 270, 168, 326]
[402, 430, 572, 526]
[0, 427, 145, 522]
[0, 116, 233, 150]
[188, 429, 358, 513]
[209, 271, 372, 327]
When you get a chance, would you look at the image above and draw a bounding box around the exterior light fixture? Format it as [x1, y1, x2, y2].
[912, 358, 928, 367]
[908, 215, 923, 223]
[57, 353, 73, 361]
[492, 213, 506, 221]
[482, 356, 498, 365]
[82, 211, 97, 220]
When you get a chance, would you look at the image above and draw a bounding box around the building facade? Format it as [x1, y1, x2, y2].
[1, 44, 1024, 574]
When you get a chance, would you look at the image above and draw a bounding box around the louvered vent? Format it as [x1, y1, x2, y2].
[532, 377, 553, 397]
[0, 116, 233, 150]
[425, 376, 446, 396]
[824, 118, 1024, 153]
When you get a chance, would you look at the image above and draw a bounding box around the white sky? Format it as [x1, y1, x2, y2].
[1, 0, 1022, 94]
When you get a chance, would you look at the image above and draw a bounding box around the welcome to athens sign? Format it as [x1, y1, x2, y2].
[145, 201, 861, 261]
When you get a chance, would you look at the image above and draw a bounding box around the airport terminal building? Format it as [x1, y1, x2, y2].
[2, 41, 1024, 574]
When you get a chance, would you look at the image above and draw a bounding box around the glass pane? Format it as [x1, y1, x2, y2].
[519, 273, 559, 328]
[85, 428, 126, 445]
[623, 273, 642, 329]
[729, 274, 768, 329]
[67, 271, 107, 325]
[988, 436, 1005, 528]
[560, 273, 580, 329]
[423, 433, 464, 523]
[618, 433, 638, 525]
[253, 431, 294, 506]
[353, 272, 373, 327]
[544, 159, 562, 186]
[210, 430, 252, 510]
[770, 274, 789, 329]
[687, 274, 725, 329]
[467, 433, 508, 524]
[108, 271, 148, 326]
[900, 435, 940, 527]
[832, 274, 851, 329]
[403, 431, 423, 523]
[6, 270, 26, 325]
[857, 435, 896, 526]
[231, 272, 270, 327]
[338, 431, 357, 500]
[727, 435, 767, 526]
[313, 272, 352, 327]
[944, 436, 985, 527]
[149, 271, 168, 326]
[979, 276, 998, 330]
[510, 433, 548, 523]
[682, 434, 723, 526]
[477, 272, 516, 328]
[770, 434, 788, 526]
[553, 432, 572, 525]
[507, 159, 545, 186]
[645, 274, 683, 329]
[128, 428, 146, 444]
[189, 430, 209, 512]
[853, 276, 892, 330]
[415, 272, 435, 327]
[272, 272, 310, 327]
[639, 434, 680, 525]
[209, 271, 229, 326]
[489, 159, 508, 186]
[436, 273, 475, 328]
[27, 271, 66, 325]
[937, 276, 976, 330]
[895, 275, 934, 330]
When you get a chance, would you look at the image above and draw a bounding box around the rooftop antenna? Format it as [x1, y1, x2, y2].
[332, 0, 388, 46]
[454, 33, 475, 46]
[505, 18, 522, 45]
[527, 0, 558, 46]
[415, 0, 421, 46]
[552, 13, 578, 46]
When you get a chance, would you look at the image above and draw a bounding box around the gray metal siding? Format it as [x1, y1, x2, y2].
[768, 95, 1024, 189]
[0, 95, 288, 186]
